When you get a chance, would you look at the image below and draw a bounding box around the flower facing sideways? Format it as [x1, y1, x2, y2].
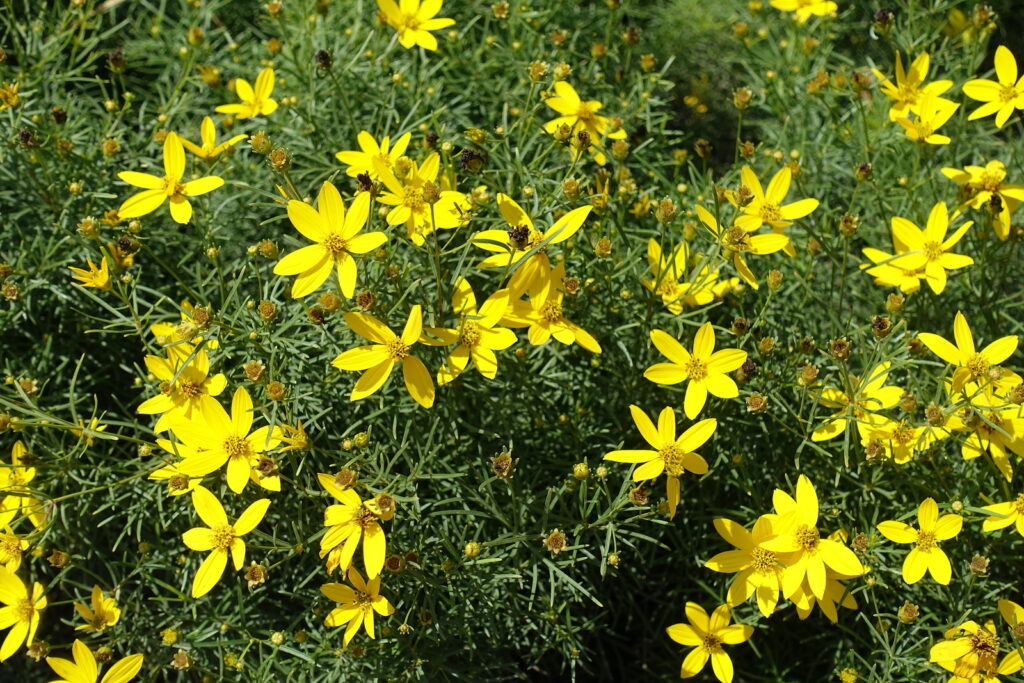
[180, 116, 247, 162]
[500, 262, 602, 354]
[335, 131, 411, 179]
[46, 639, 144, 683]
[73, 585, 120, 633]
[69, 257, 110, 290]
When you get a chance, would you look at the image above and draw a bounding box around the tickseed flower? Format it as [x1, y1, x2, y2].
[335, 131, 411, 179]
[769, 0, 837, 23]
[695, 204, 788, 289]
[420, 278, 516, 385]
[318, 472, 388, 578]
[788, 557, 863, 623]
[0, 527, 27, 571]
[810, 362, 903, 441]
[641, 239, 738, 314]
[918, 311, 1019, 394]
[949, 406, 1024, 481]
[180, 116, 247, 162]
[376, 0, 455, 51]
[859, 417, 941, 464]
[215, 67, 278, 118]
[0, 441, 47, 530]
[0, 567, 46, 660]
[71, 417, 107, 447]
[963, 45, 1024, 128]
[942, 160, 1024, 240]
[137, 347, 227, 432]
[170, 387, 283, 494]
[859, 248, 925, 294]
[666, 603, 752, 683]
[886, 201, 973, 294]
[981, 491, 1024, 537]
[472, 194, 592, 296]
[731, 165, 819, 255]
[147, 459, 202, 497]
[705, 516, 784, 618]
[644, 323, 747, 419]
[543, 81, 627, 165]
[273, 182, 385, 298]
[929, 617, 1021, 680]
[117, 132, 223, 224]
[896, 93, 959, 145]
[69, 257, 111, 290]
[181, 485, 270, 598]
[332, 305, 435, 408]
[321, 568, 395, 646]
[876, 497, 962, 585]
[603, 405, 715, 519]
[73, 585, 120, 633]
[0, 82, 19, 110]
[376, 153, 469, 246]
[500, 262, 602, 354]
[46, 639, 144, 683]
[871, 51, 954, 121]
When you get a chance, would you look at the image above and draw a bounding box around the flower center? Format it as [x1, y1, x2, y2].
[403, 186, 425, 211]
[999, 83, 1019, 104]
[758, 203, 781, 222]
[725, 227, 750, 250]
[0, 533, 21, 559]
[162, 176, 186, 197]
[896, 86, 919, 105]
[970, 629, 1000, 657]
[223, 435, 251, 459]
[911, 119, 934, 139]
[15, 599, 34, 623]
[401, 13, 421, 31]
[353, 589, 373, 608]
[795, 524, 820, 552]
[355, 508, 378, 529]
[212, 524, 235, 550]
[978, 171, 1003, 193]
[922, 241, 944, 260]
[751, 546, 777, 573]
[684, 357, 708, 381]
[179, 381, 202, 399]
[701, 633, 723, 653]
[323, 233, 349, 255]
[576, 102, 596, 121]
[915, 530, 937, 551]
[965, 353, 991, 378]
[168, 473, 189, 493]
[656, 279, 680, 298]
[540, 301, 563, 323]
[1014, 493, 1024, 514]
[658, 443, 687, 476]
[91, 613, 108, 630]
[386, 338, 410, 361]
[459, 321, 482, 347]
[891, 423, 915, 446]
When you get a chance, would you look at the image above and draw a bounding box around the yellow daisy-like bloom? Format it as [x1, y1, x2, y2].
[321, 567, 395, 646]
[810, 362, 903, 442]
[170, 387, 283, 494]
[181, 485, 270, 598]
[421, 278, 516, 385]
[870, 51, 954, 121]
[604, 405, 715, 519]
[335, 131, 411, 179]
[376, 0, 455, 51]
[273, 182, 385, 298]
[147, 459, 202, 497]
[667, 603, 752, 683]
[930, 616, 1022, 680]
[876, 497, 962, 585]
[472, 193, 592, 296]
[942, 160, 1024, 240]
[896, 93, 960, 145]
[0, 527, 27, 572]
[981, 491, 1024, 538]
[0, 441, 47, 530]
[696, 204, 788, 289]
[69, 257, 111, 290]
[150, 302, 218, 362]
[641, 239, 738, 314]
[705, 516, 785, 618]
[376, 153, 469, 246]
[73, 585, 120, 633]
[859, 416, 945, 464]
[214, 67, 278, 118]
[732, 165, 819, 255]
[948, 406, 1024, 482]
[788, 560, 863, 623]
[0, 567, 46, 661]
[769, 0, 837, 23]
[963, 45, 1024, 128]
[180, 116, 247, 162]
[318, 473, 388, 578]
[500, 262, 602, 354]
[886, 201, 973, 294]
[644, 323, 747, 419]
[0, 82, 19, 110]
[332, 305, 435, 408]
[117, 132, 224, 224]
[71, 417, 107, 447]
[543, 81, 627, 165]
[859, 248, 925, 294]
[918, 311, 1019, 394]
[137, 347, 227, 432]
[46, 639, 144, 683]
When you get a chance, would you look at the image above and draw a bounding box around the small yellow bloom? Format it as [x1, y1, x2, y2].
[980, 492, 1024, 538]
[543, 81, 627, 165]
[180, 116, 247, 162]
[695, 204, 788, 289]
[769, 0, 837, 23]
[666, 603, 752, 683]
[321, 568, 395, 646]
[882, 202, 974, 294]
[895, 93, 959, 145]
[137, 347, 227, 432]
[377, 0, 455, 51]
[0, 567, 46, 660]
[0, 442, 47, 530]
[46, 638, 144, 683]
[318, 473, 388, 577]
[69, 257, 111, 290]
[500, 262, 602, 354]
[0, 82, 19, 110]
[918, 311, 1019, 394]
[929, 616, 1022, 680]
[876, 497, 962, 585]
[376, 153, 469, 246]
[335, 131, 411, 179]
[941, 160, 1024, 240]
[871, 51, 954, 121]
[0, 527, 27, 572]
[705, 516, 784, 618]
[73, 585, 121, 633]
[810, 362, 903, 442]
[731, 165, 819, 254]
[964, 45, 1024, 128]
[215, 67, 278, 118]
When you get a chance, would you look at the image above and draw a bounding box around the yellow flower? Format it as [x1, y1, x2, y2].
[336, 131, 412, 179]
[859, 248, 925, 294]
[942, 160, 1024, 240]
[137, 347, 227, 432]
[0, 82, 19, 110]
[0, 567, 46, 660]
[964, 46, 1024, 128]
[500, 262, 602, 354]
[215, 67, 278, 118]
[644, 322, 747, 419]
[876, 497, 962, 585]
[278, 421, 311, 452]
[732, 165, 819, 254]
[420, 278, 517, 385]
[376, 0, 455, 51]
[376, 153, 469, 246]
[181, 485, 270, 598]
[321, 568, 395, 646]
[871, 51, 954, 121]
[885, 201, 973, 294]
[769, 0, 837, 23]
[604, 405, 715, 519]
[810, 362, 903, 441]
[117, 132, 224, 224]
[981, 492, 1024, 537]
[543, 81, 627, 165]
[666, 603, 752, 683]
[0, 441, 47, 530]
[331, 305, 435, 408]
[180, 116, 247, 162]
[71, 417, 107, 447]
[696, 204, 788, 289]
[170, 387, 283, 494]
[641, 239, 738, 314]
[73, 585, 120, 633]
[150, 302, 218, 362]
[273, 182, 385, 298]
[147, 459, 202, 497]
[46, 639, 144, 683]
[69, 257, 111, 290]
[705, 516, 784, 618]
[918, 311, 1019, 394]
[896, 93, 960, 145]
[788, 562, 863, 623]
[930, 617, 1021, 680]
[948, 407, 1024, 482]
[0, 527, 26, 572]
[318, 473, 388, 577]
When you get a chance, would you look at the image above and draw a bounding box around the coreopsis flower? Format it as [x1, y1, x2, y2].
[641, 239, 738, 313]
[46, 639, 144, 683]
[0, 528, 26, 571]
[215, 67, 278, 118]
[666, 603, 752, 683]
[963, 46, 1024, 128]
[0, 441, 47, 530]
[331, 305, 435, 408]
[69, 257, 110, 290]
[896, 94, 960, 145]
[170, 387, 283, 494]
[181, 485, 270, 598]
[420, 278, 516, 385]
[696, 205, 788, 289]
[278, 421, 311, 452]
[948, 407, 1024, 481]
[543, 81, 627, 165]
[137, 347, 227, 432]
[117, 132, 224, 224]
[810, 362, 903, 441]
[180, 116, 247, 162]
[859, 417, 942, 464]
[150, 303, 218, 362]
[0, 82, 19, 110]
[335, 131, 411, 179]
[876, 497, 962, 585]
[71, 417, 107, 447]
[0, 567, 46, 660]
[769, 0, 837, 23]
[375, 153, 469, 246]
[273, 182, 385, 298]
[73, 585, 120, 633]
[885, 202, 973, 294]
[731, 166, 819, 255]
[644, 323, 747, 419]
[321, 568, 395, 645]
[918, 311, 1019, 394]
[472, 194, 591, 295]
[929, 617, 1021, 680]
[871, 51, 954, 121]
[859, 248, 925, 293]
[500, 262, 602, 354]
[318, 473, 387, 577]
[981, 491, 1024, 537]
[942, 160, 1024, 239]
[603, 405, 715, 519]
[705, 516, 784, 618]
[789, 563, 863, 623]
[376, 0, 455, 51]
[147, 460, 202, 497]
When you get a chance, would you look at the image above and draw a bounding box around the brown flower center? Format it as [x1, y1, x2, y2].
[701, 633, 723, 653]
[386, 338, 410, 361]
[179, 381, 202, 399]
[223, 435, 251, 459]
[162, 176, 186, 197]
[459, 321, 482, 348]
[355, 508, 378, 529]
[759, 203, 781, 222]
[403, 186, 425, 211]
[965, 353, 991, 378]
[540, 301, 563, 323]
[915, 530, 937, 551]
[323, 233, 349, 255]
[751, 547, 777, 573]
[684, 357, 708, 381]
[1014, 493, 1024, 515]
[212, 525, 235, 550]
[795, 524, 820, 552]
